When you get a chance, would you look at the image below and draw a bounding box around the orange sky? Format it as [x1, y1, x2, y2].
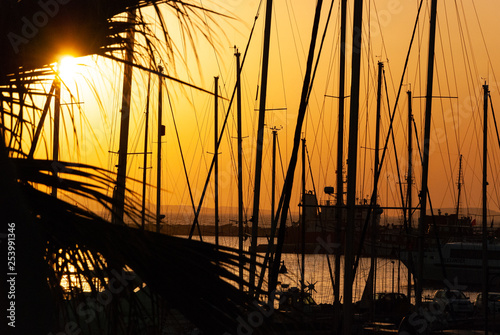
[38, 0, 500, 224]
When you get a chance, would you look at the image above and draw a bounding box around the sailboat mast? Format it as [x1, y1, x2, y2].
[407, 89, 413, 299]
[52, 74, 61, 197]
[235, 50, 244, 290]
[455, 154, 462, 216]
[268, 0, 324, 299]
[301, 138, 306, 298]
[334, 0, 347, 314]
[113, 9, 136, 225]
[141, 74, 151, 230]
[482, 82, 489, 327]
[272, 128, 278, 228]
[214, 76, 219, 247]
[344, 0, 364, 332]
[417, 0, 438, 308]
[156, 66, 164, 233]
[250, 0, 273, 294]
[370, 61, 383, 303]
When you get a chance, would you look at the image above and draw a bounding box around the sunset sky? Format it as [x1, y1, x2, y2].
[36, 0, 500, 225]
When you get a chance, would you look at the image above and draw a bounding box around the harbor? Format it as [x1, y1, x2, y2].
[2, 0, 500, 334]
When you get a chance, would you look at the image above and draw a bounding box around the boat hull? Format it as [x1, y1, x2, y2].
[400, 242, 500, 287]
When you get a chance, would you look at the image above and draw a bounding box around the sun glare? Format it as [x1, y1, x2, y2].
[58, 56, 79, 82]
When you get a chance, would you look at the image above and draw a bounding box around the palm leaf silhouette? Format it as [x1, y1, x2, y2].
[0, 1, 276, 334]
[3, 156, 272, 334]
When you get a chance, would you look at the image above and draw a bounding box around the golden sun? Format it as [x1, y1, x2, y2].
[58, 55, 79, 82]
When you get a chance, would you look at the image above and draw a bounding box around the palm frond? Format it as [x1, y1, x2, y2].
[0, 1, 276, 333]
[10, 157, 272, 334]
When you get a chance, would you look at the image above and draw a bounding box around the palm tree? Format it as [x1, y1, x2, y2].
[0, 1, 270, 334]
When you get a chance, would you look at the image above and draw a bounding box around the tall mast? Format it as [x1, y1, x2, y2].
[455, 154, 463, 216]
[235, 50, 244, 291]
[482, 82, 489, 329]
[141, 74, 151, 230]
[249, 0, 273, 294]
[113, 9, 136, 225]
[416, 0, 438, 308]
[407, 89, 413, 299]
[334, 0, 347, 320]
[268, 0, 324, 298]
[268, 126, 279, 291]
[370, 61, 383, 305]
[344, 0, 364, 332]
[156, 66, 164, 233]
[214, 76, 219, 247]
[52, 73, 61, 197]
[301, 138, 306, 298]
[271, 128, 278, 229]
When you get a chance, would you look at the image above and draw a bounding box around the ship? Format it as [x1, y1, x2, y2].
[255, 188, 383, 254]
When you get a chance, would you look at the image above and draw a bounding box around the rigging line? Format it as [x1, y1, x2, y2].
[372, 0, 424, 186]
[451, 1, 475, 125]
[285, 0, 306, 78]
[198, 0, 229, 97]
[219, 82, 239, 185]
[187, 83, 211, 189]
[442, 0, 461, 153]
[241, 75, 257, 218]
[264, 0, 326, 297]
[165, 83, 203, 241]
[273, 2, 288, 112]
[383, 67, 407, 225]
[471, 2, 500, 97]
[304, 0, 336, 185]
[188, 4, 262, 239]
[371, 0, 406, 139]
[458, 1, 480, 90]
[315, 4, 341, 186]
[305, 0, 335, 104]
[264, 133, 294, 279]
[455, 0, 482, 158]
[463, 90, 483, 183]
[305, 0, 339, 142]
[322, 5, 340, 96]
[254, 0, 266, 104]
[432, 72, 456, 207]
[305, 142, 336, 291]
[100, 54, 225, 99]
[351, 0, 425, 279]
[488, 92, 500, 216]
[489, 84, 500, 152]
[277, 133, 294, 224]
[435, 12, 460, 203]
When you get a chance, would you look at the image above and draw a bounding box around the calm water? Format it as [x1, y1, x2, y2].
[185, 235, 482, 305]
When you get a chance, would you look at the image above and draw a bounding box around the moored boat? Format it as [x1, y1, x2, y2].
[401, 241, 500, 287]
